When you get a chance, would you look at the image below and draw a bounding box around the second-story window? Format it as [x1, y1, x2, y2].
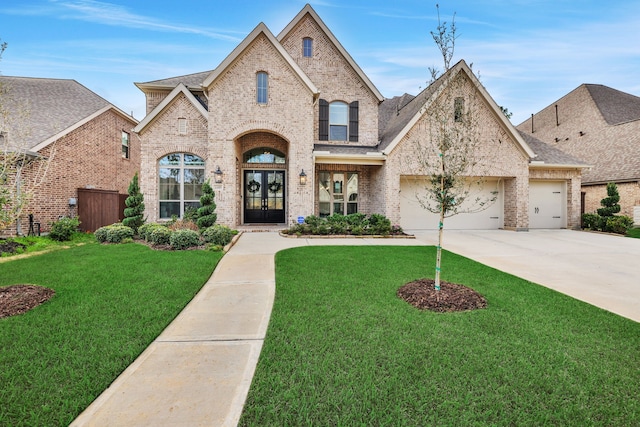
[303, 37, 313, 57]
[329, 101, 348, 140]
[319, 99, 359, 142]
[257, 72, 268, 104]
[121, 131, 130, 159]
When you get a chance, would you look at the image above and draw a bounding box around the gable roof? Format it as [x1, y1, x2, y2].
[133, 83, 208, 134]
[518, 131, 589, 168]
[135, 70, 212, 92]
[202, 22, 318, 97]
[0, 76, 136, 152]
[379, 60, 536, 159]
[584, 84, 640, 126]
[278, 4, 384, 103]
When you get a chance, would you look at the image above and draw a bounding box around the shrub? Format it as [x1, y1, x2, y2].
[138, 223, 166, 241]
[202, 224, 234, 246]
[327, 214, 348, 234]
[170, 229, 201, 250]
[183, 206, 199, 223]
[149, 226, 172, 245]
[582, 213, 602, 230]
[122, 172, 145, 233]
[604, 216, 633, 235]
[94, 224, 134, 243]
[368, 213, 391, 235]
[49, 217, 80, 241]
[597, 182, 621, 217]
[196, 179, 217, 229]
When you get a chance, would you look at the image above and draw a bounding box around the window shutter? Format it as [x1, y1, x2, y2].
[349, 101, 359, 142]
[319, 99, 329, 141]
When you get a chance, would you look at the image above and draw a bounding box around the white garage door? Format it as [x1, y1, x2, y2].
[400, 178, 504, 230]
[529, 181, 565, 229]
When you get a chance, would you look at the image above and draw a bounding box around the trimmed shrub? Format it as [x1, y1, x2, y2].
[138, 223, 166, 241]
[49, 217, 80, 241]
[197, 180, 217, 229]
[96, 224, 135, 243]
[202, 224, 234, 246]
[168, 219, 199, 232]
[149, 226, 172, 245]
[94, 226, 109, 243]
[327, 213, 348, 234]
[582, 213, 602, 230]
[170, 229, 201, 250]
[122, 172, 145, 233]
[597, 182, 621, 217]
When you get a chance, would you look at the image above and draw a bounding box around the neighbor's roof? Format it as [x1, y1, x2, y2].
[585, 84, 640, 126]
[135, 70, 212, 92]
[0, 76, 135, 151]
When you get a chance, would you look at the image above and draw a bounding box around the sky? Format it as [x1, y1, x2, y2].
[1, 0, 639, 125]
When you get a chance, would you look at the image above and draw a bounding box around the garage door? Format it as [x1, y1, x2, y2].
[529, 181, 565, 229]
[400, 178, 504, 230]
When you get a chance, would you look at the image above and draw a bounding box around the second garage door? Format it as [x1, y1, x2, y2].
[529, 181, 565, 229]
[400, 178, 504, 230]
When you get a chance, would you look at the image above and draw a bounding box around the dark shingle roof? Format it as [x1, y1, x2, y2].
[518, 131, 587, 166]
[585, 84, 640, 126]
[136, 70, 212, 90]
[314, 144, 379, 155]
[0, 76, 112, 150]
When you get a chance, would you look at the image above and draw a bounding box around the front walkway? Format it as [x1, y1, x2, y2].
[71, 230, 639, 426]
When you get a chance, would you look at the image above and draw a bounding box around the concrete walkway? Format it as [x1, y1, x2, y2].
[71, 230, 639, 426]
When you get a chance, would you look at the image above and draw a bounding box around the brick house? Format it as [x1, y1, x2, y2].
[134, 4, 586, 231]
[0, 76, 139, 236]
[517, 84, 640, 225]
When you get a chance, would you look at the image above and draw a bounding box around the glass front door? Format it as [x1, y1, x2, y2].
[244, 170, 285, 223]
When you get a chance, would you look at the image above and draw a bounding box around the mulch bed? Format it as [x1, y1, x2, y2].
[0, 285, 55, 319]
[0, 240, 27, 256]
[397, 278, 487, 312]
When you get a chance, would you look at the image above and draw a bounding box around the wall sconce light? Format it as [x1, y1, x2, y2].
[214, 166, 223, 184]
[299, 169, 307, 185]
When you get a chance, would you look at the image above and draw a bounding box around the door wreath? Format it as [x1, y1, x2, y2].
[247, 179, 261, 193]
[268, 181, 282, 193]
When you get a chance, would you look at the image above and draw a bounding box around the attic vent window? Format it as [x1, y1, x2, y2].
[303, 37, 313, 57]
[257, 72, 268, 104]
[178, 118, 187, 134]
[454, 97, 464, 122]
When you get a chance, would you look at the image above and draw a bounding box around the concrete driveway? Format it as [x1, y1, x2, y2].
[410, 229, 640, 323]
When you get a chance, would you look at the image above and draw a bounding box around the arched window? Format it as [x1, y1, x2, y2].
[158, 153, 205, 219]
[257, 72, 268, 104]
[329, 101, 348, 140]
[303, 37, 313, 57]
[319, 99, 359, 142]
[243, 147, 286, 164]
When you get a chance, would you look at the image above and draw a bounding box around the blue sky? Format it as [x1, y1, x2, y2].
[1, 0, 639, 124]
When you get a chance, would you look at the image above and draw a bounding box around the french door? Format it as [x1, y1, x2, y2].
[244, 170, 285, 223]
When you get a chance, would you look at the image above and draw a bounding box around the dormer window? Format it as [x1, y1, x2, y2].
[257, 72, 268, 104]
[303, 37, 313, 57]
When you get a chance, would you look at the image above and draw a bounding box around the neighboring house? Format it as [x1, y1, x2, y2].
[134, 4, 587, 231]
[517, 84, 640, 224]
[0, 76, 139, 236]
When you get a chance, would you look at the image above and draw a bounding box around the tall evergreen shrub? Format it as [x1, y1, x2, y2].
[196, 179, 217, 229]
[123, 172, 145, 233]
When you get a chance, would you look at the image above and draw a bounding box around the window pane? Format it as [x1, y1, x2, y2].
[257, 72, 268, 104]
[347, 173, 358, 201]
[184, 169, 205, 200]
[303, 38, 313, 57]
[329, 125, 347, 141]
[243, 148, 286, 164]
[330, 102, 348, 125]
[159, 168, 180, 200]
[183, 154, 204, 166]
[160, 154, 181, 166]
[333, 202, 344, 215]
[333, 174, 344, 195]
[160, 202, 180, 219]
[347, 203, 358, 214]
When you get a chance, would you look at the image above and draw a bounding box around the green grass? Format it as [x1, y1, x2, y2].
[626, 227, 640, 238]
[240, 246, 640, 426]
[0, 242, 222, 427]
[1, 232, 95, 257]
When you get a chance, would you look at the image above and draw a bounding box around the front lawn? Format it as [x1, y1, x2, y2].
[0, 242, 221, 427]
[627, 227, 640, 238]
[240, 246, 640, 426]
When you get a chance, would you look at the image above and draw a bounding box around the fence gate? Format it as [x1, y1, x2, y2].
[77, 188, 125, 232]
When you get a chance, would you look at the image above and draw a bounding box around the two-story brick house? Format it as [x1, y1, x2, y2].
[0, 76, 139, 236]
[134, 4, 586, 231]
[517, 84, 640, 225]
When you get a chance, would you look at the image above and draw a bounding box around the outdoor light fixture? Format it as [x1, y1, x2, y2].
[299, 169, 307, 185]
[214, 166, 223, 184]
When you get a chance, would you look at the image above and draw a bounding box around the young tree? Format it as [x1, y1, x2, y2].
[196, 179, 217, 229]
[1, 41, 55, 233]
[123, 172, 145, 233]
[413, 6, 497, 292]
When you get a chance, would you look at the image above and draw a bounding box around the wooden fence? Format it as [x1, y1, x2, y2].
[77, 188, 127, 232]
